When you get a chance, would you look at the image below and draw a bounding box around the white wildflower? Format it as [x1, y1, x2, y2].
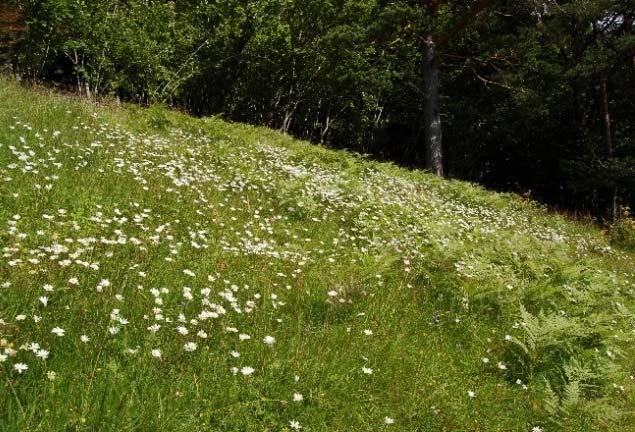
[183, 342, 197, 352]
[51, 327, 65, 337]
[241, 366, 255, 376]
[13, 363, 28, 374]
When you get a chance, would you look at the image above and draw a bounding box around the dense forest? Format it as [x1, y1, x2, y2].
[4, 0, 635, 218]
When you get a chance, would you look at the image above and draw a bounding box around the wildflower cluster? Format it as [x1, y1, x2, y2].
[0, 87, 633, 431]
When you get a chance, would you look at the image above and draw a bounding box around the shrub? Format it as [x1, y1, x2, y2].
[608, 207, 635, 250]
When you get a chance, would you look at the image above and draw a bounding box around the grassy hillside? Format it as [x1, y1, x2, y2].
[1, 79, 634, 432]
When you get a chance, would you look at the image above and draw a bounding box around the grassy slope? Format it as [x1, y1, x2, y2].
[0, 79, 634, 432]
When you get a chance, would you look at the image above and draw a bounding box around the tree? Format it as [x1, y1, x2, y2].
[420, 0, 495, 176]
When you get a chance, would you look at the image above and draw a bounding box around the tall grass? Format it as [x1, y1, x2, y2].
[1, 79, 634, 431]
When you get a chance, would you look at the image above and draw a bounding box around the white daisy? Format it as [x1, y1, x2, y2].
[51, 327, 65, 337]
[241, 366, 255, 376]
[183, 342, 197, 352]
[13, 363, 28, 374]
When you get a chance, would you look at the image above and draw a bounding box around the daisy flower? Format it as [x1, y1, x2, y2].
[241, 366, 255, 376]
[51, 327, 65, 337]
[13, 363, 28, 374]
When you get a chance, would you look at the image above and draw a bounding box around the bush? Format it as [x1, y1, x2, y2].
[14, 0, 197, 102]
[608, 207, 635, 250]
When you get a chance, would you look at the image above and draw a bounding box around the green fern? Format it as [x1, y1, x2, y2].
[511, 305, 624, 426]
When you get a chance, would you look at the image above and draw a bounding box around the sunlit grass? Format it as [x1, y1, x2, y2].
[1, 79, 634, 431]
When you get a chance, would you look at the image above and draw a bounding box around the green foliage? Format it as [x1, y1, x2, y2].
[14, 0, 198, 101]
[2, 78, 635, 430]
[608, 207, 635, 250]
[146, 103, 174, 130]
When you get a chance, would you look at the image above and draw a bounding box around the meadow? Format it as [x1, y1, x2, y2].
[1, 79, 635, 431]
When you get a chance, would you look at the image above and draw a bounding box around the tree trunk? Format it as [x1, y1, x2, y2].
[598, 76, 618, 219]
[599, 77, 612, 158]
[423, 34, 443, 176]
[320, 112, 330, 144]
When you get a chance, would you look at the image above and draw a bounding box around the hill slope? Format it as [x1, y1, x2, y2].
[1, 79, 634, 432]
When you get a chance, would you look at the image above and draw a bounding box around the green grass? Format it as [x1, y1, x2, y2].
[1, 78, 634, 432]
